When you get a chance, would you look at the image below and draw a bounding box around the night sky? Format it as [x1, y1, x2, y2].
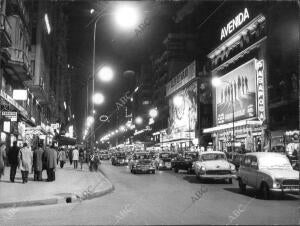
[64, 0, 232, 140]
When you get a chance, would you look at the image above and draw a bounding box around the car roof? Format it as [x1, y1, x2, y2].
[245, 152, 286, 158]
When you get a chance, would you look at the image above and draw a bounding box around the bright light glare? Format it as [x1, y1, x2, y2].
[93, 93, 105, 105]
[97, 66, 114, 82]
[44, 14, 51, 34]
[114, 4, 139, 30]
[173, 95, 184, 107]
[135, 116, 143, 125]
[90, 9, 95, 14]
[212, 77, 222, 87]
[149, 108, 158, 118]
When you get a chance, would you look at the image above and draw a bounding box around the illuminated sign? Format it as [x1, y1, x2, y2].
[255, 60, 265, 122]
[166, 61, 196, 97]
[2, 111, 17, 121]
[215, 59, 257, 125]
[3, 121, 11, 133]
[220, 8, 250, 41]
[13, 89, 28, 100]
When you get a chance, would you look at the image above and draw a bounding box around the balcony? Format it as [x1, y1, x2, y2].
[6, 47, 32, 81]
[0, 14, 12, 47]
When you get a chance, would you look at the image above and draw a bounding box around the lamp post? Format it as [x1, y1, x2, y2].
[90, 4, 139, 151]
[212, 77, 235, 153]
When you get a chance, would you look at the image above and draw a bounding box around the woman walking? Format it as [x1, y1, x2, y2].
[19, 143, 33, 183]
[0, 142, 6, 180]
[58, 148, 67, 168]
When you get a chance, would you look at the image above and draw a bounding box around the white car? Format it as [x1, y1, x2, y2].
[194, 151, 237, 183]
[237, 152, 300, 199]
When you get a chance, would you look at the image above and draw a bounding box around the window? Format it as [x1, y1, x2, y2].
[243, 156, 251, 167]
[250, 156, 258, 169]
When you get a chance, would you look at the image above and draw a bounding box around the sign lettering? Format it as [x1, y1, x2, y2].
[256, 60, 265, 122]
[220, 8, 250, 41]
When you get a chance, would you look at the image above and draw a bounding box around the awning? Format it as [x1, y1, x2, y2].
[203, 120, 263, 134]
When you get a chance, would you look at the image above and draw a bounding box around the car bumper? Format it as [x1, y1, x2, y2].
[115, 162, 128, 166]
[271, 186, 300, 193]
[199, 174, 237, 179]
[133, 168, 155, 173]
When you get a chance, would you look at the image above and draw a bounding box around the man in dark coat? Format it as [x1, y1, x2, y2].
[33, 143, 44, 181]
[8, 141, 19, 182]
[42, 144, 57, 182]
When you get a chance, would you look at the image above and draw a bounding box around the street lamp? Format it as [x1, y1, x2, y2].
[93, 92, 105, 105]
[97, 66, 114, 82]
[135, 116, 143, 125]
[212, 77, 235, 153]
[90, 5, 139, 151]
[149, 108, 158, 118]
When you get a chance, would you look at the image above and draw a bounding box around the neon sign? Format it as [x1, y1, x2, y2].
[220, 8, 250, 41]
[255, 60, 265, 122]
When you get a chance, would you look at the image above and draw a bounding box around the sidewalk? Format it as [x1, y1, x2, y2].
[0, 163, 114, 209]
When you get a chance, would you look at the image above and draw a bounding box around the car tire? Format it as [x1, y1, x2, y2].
[174, 167, 179, 173]
[238, 178, 246, 193]
[260, 182, 270, 200]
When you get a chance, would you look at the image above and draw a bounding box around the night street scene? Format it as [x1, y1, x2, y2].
[0, 0, 299, 225]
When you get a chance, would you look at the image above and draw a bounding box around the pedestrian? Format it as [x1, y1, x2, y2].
[68, 148, 73, 165]
[33, 143, 44, 181]
[79, 148, 84, 170]
[18, 143, 33, 183]
[58, 148, 67, 168]
[42, 144, 57, 182]
[72, 146, 79, 169]
[7, 141, 19, 182]
[0, 142, 7, 180]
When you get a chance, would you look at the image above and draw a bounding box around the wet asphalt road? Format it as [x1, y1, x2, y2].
[1, 160, 299, 225]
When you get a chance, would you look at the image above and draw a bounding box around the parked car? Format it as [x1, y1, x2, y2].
[194, 151, 236, 183]
[129, 152, 155, 174]
[171, 151, 199, 174]
[111, 152, 128, 166]
[237, 152, 300, 199]
[154, 152, 172, 170]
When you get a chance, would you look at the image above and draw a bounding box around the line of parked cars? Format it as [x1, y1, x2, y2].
[103, 148, 300, 200]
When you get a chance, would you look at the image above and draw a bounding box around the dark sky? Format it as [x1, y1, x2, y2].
[65, 1, 186, 140]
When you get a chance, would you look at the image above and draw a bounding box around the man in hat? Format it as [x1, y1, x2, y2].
[8, 141, 19, 182]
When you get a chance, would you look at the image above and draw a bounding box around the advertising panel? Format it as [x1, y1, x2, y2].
[166, 61, 196, 97]
[169, 82, 197, 134]
[215, 59, 257, 125]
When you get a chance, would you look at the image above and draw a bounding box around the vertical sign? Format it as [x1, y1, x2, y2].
[256, 60, 265, 122]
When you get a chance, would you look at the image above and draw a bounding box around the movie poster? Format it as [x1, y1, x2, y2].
[215, 59, 257, 125]
[169, 82, 197, 134]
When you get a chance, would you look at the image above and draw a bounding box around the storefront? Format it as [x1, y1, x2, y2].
[204, 8, 268, 152]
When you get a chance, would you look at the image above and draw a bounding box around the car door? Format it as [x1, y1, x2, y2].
[239, 156, 252, 186]
[248, 156, 258, 188]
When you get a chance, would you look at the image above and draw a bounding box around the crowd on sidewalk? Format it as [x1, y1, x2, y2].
[0, 142, 97, 184]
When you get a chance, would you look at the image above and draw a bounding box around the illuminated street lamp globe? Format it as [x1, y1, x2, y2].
[135, 116, 143, 125]
[149, 108, 158, 118]
[114, 4, 139, 30]
[97, 66, 114, 82]
[93, 92, 105, 105]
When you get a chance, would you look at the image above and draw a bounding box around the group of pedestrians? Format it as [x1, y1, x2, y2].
[67, 147, 85, 170]
[0, 141, 58, 183]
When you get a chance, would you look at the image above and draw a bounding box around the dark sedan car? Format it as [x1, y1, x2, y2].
[129, 152, 155, 174]
[154, 153, 172, 170]
[111, 152, 128, 166]
[171, 152, 199, 174]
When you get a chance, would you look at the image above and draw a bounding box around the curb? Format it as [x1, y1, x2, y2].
[0, 176, 114, 209]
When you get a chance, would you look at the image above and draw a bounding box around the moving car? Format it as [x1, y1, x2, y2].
[111, 152, 128, 166]
[129, 152, 155, 174]
[154, 152, 172, 170]
[194, 151, 236, 183]
[171, 151, 199, 174]
[99, 151, 110, 160]
[237, 152, 300, 199]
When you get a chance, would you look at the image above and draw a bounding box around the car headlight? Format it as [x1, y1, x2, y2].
[230, 164, 236, 171]
[273, 178, 283, 188]
[200, 166, 206, 172]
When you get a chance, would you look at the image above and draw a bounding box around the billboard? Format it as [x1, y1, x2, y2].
[169, 82, 197, 134]
[215, 59, 258, 125]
